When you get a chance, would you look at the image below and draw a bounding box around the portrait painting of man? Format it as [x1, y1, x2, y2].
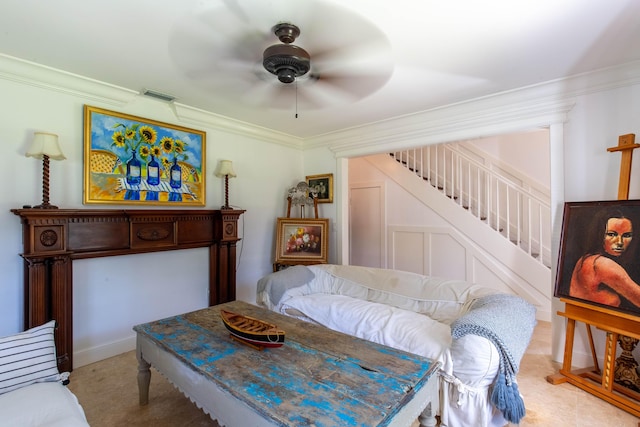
[555, 200, 640, 316]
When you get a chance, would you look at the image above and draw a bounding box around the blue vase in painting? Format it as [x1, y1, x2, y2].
[126, 151, 141, 185]
[147, 155, 160, 186]
[170, 158, 182, 189]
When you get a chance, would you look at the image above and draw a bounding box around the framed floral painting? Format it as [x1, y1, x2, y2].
[274, 217, 329, 264]
[83, 105, 206, 206]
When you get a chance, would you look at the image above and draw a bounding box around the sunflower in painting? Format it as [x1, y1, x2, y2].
[111, 123, 158, 160]
[159, 137, 188, 160]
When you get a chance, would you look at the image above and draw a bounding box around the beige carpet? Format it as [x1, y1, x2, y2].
[67, 350, 218, 427]
[68, 321, 639, 426]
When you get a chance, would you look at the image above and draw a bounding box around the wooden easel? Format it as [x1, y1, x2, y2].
[546, 134, 640, 420]
[608, 134, 640, 200]
[286, 195, 318, 219]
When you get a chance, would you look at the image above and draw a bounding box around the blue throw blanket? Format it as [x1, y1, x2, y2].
[450, 293, 536, 424]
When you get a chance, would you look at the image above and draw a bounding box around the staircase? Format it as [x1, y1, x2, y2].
[390, 142, 551, 268]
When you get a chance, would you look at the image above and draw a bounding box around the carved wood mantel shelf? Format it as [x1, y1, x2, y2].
[12, 208, 244, 373]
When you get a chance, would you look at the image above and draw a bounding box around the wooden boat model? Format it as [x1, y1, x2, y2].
[220, 310, 285, 350]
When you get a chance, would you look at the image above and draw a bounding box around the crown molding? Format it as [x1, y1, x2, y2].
[171, 103, 304, 149]
[0, 53, 138, 105]
[317, 60, 640, 158]
[324, 98, 575, 158]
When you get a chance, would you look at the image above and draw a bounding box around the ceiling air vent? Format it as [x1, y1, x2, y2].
[142, 89, 176, 102]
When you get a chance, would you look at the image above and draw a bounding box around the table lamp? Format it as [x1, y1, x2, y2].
[26, 132, 66, 209]
[215, 160, 236, 209]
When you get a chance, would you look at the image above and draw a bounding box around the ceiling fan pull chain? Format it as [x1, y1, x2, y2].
[295, 79, 298, 118]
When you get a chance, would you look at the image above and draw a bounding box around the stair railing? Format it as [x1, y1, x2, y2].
[391, 143, 551, 266]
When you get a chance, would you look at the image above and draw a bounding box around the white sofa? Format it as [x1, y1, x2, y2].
[0, 320, 90, 426]
[257, 264, 536, 427]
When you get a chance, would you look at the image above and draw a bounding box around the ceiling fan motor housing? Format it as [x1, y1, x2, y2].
[263, 44, 311, 83]
[263, 23, 310, 83]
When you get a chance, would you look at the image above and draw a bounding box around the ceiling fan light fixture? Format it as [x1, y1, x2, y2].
[276, 67, 297, 84]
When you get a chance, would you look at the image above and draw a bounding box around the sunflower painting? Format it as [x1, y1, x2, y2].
[83, 105, 205, 206]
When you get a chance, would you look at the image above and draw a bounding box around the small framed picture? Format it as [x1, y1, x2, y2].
[274, 217, 329, 264]
[555, 199, 640, 317]
[306, 173, 333, 203]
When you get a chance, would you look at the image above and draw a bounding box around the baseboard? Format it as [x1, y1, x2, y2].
[73, 335, 136, 369]
[566, 350, 598, 369]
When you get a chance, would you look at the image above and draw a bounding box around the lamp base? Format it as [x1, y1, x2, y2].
[32, 203, 59, 209]
[220, 205, 232, 210]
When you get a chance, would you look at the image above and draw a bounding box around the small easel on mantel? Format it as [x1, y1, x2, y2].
[546, 134, 640, 421]
[286, 195, 318, 219]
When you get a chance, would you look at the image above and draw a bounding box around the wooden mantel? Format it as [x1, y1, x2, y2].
[11, 208, 244, 372]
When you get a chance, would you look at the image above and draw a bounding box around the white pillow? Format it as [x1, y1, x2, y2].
[0, 320, 62, 395]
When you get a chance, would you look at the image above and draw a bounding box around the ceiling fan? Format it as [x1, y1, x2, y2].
[169, 1, 394, 110]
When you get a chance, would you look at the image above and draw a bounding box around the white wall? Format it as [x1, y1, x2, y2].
[350, 157, 450, 228]
[302, 146, 340, 263]
[466, 130, 551, 189]
[0, 67, 306, 366]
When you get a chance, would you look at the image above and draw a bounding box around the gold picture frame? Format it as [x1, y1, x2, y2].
[274, 217, 329, 264]
[306, 173, 333, 203]
[83, 105, 206, 206]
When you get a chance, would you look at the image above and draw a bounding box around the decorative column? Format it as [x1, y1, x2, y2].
[209, 209, 243, 305]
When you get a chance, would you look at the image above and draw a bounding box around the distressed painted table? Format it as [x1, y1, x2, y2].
[134, 300, 440, 427]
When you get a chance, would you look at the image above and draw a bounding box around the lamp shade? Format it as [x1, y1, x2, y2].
[26, 132, 66, 160]
[215, 160, 236, 178]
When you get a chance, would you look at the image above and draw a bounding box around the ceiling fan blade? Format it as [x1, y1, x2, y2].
[293, 84, 353, 110]
[239, 81, 285, 107]
[245, 84, 341, 114]
[220, 0, 252, 24]
[312, 68, 393, 98]
[168, 7, 272, 80]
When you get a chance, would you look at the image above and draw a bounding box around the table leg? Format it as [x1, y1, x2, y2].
[137, 350, 151, 406]
[418, 401, 437, 427]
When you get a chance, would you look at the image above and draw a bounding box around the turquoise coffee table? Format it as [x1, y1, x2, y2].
[134, 300, 439, 427]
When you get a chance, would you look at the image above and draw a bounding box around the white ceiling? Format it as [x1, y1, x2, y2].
[3, 0, 640, 139]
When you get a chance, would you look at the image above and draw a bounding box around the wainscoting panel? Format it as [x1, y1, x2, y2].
[429, 230, 467, 280]
[388, 228, 426, 274]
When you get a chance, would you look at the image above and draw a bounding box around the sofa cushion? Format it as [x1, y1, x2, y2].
[0, 381, 89, 426]
[279, 293, 454, 373]
[304, 265, 499, 324]
[0, 320, 62, 395]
